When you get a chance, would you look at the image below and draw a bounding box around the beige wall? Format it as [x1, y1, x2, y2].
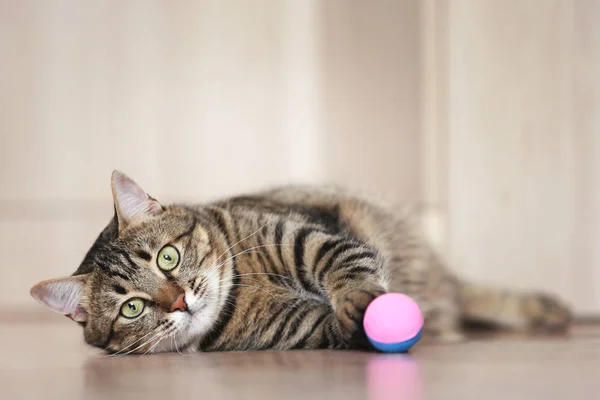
[0, 1, 422, 311]
[572, 0, 600, 315]
[320, 1, 422, 201]
[424, 0, 600, 315]
[1, 1, 599, 315]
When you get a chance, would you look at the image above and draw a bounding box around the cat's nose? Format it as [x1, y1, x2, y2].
[170, 293, 188, 313]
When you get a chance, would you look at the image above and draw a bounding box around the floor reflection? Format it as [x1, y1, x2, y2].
[367, 354, 421, 400]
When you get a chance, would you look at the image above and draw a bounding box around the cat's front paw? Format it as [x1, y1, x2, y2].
[336, 289, 384, 342]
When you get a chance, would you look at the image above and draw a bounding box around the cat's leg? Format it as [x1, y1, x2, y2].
[333, 198, 465, 343]
[458, 281, 572, 333]
[383, 240, 466, 343]
[417, 272, 465, 343]
[304, 233, 461, 347]
[373, 259, 465, 344]
[307, 237, 389, 348]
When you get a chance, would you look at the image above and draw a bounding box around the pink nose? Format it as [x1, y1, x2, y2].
[170, 293, 188, 313]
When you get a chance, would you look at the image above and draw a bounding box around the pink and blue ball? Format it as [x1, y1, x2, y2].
[363, 293, 424, 353]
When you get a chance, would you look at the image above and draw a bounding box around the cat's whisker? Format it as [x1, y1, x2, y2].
[201, 258, 284, 303]
[115, 327, 169, 357]
[107, 329, 157, 357]
[234, 272, 293, 281]
[142, 335, 166, 356]
[212, 272, 286, 288]
[203, 293, 250, 320]
[210, 221, 270, 267]
[227, 283, 280, 302]
[205, 244, 295, 276]
[173, 332, 187, 356]
[142, 327, 175, 356]
[197, 244, 285, 293]
[223, 297, 250, 319]
[205, 243, 293, 276]
[173, 337, 182, 356]
[213, 272, 293, 288]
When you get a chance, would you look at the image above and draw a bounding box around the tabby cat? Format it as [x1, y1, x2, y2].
[30, 171, 572, 354]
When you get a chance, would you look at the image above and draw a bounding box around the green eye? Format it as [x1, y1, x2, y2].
[120, 298, 145, 319]
[157, 245, 180, 271]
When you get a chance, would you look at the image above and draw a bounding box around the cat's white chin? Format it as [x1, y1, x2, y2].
[153, 294, 221, 354]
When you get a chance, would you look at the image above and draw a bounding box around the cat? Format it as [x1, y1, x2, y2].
[30, 171, 572, 354]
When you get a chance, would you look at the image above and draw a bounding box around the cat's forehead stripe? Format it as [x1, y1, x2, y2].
[175, 217, 198, 241]
[135, 249, 152, 261]
[113, 284, 127, 295]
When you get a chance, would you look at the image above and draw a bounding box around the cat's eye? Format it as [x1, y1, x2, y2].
[120, 298, 145, 319]
[157, 245, 180, 271]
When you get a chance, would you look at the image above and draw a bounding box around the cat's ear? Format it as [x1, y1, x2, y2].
[111, 170, 163, 229]
[30, 275, 89, 322]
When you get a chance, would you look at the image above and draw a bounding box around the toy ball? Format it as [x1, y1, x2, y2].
[363, 293, 424, 353]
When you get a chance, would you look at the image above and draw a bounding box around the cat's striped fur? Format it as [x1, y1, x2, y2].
[30, 172, 572, 354]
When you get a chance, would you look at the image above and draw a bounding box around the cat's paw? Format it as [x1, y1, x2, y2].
[336, 289, 384, 341]
[523, 293, 573, 334]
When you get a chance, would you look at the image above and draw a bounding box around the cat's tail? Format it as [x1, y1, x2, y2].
[457, 281, 573, 333]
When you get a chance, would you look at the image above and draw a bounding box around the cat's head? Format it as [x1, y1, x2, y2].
[30, 171, 233, 354]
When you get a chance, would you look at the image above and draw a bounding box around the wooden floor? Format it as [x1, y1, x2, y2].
[2, 314, 599, 399]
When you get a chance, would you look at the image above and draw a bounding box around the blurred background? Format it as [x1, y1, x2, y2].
[1, 0, 599, 317]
